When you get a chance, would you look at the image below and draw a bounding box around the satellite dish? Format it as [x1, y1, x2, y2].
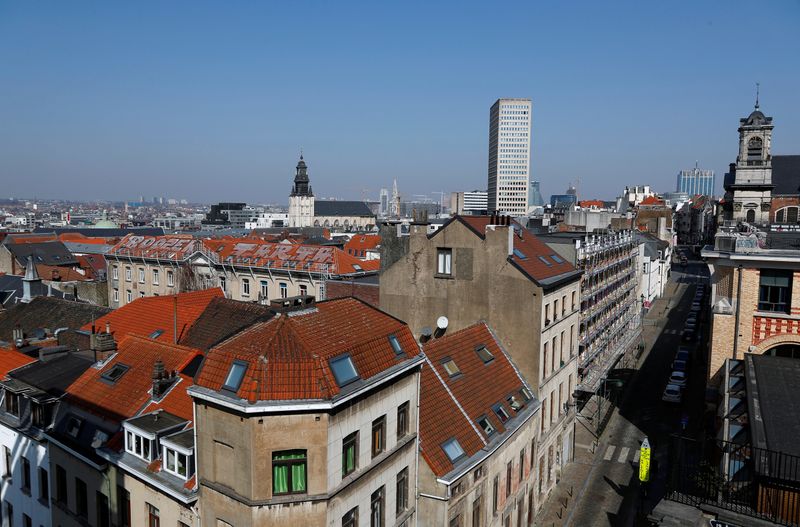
[436, 316, 449, 330]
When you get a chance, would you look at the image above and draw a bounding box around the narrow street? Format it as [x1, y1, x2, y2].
[537, 249, 710, 526]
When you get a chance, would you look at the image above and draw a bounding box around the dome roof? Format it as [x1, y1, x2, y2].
[296, 155, 307, 169]
[745, 109, 767, 126]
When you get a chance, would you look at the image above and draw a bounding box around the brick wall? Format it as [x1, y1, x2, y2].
[325, 280, 379, 307]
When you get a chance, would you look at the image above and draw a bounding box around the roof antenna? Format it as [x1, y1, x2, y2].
[755, 82, 760, 110]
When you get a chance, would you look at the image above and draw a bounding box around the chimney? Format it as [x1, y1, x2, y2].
[12, 325, 24, 348]
[90, 328, 117, 362]
[152, 359, 168, 398]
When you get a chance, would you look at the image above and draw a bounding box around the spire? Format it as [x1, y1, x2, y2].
[22, 256, 42, 303]
[23, 255, 40, 281]
[755, 82, 760, 110]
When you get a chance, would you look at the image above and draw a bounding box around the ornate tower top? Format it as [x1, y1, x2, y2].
[291, 154, 313, 197]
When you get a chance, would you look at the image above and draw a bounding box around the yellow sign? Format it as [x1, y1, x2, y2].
[639, 438, 651, 482]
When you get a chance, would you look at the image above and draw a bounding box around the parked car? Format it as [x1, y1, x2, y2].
[662, 384, 683, 403]
[669, 371, 687, 387]
[682, 328, 696, 341]
[672, 359, 688, 372]
[675, 348, 691, 363]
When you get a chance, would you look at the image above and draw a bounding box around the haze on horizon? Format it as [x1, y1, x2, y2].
[1, 1, 799, 204]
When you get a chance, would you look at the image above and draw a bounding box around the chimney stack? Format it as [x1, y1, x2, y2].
[152, 359, 169, 398]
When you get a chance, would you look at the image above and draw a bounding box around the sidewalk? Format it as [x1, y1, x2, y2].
[534, 280, 685, 526]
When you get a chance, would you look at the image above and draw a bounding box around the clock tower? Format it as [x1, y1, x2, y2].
[288, 155, 315, 227]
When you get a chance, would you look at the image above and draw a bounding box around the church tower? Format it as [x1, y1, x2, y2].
[725, 92, 774, 223]
[288, 155, 315, 227]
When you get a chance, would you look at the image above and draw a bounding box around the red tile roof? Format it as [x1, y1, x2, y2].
[578, 199, 605, 209]
[142, 373, 195, 422]
[76, 254, 108, 279]
[639, 196, 665, 206]
[419, 322, 534, 477]
[66, 334, 202, 422]
[344, 235, 381, 257]
[195, 298, 420, 402]
[450, 215, 577, 282]
[0, 349, 37, 378]
[83, 288, 223, 343]
[109, 234, 200, 260]
[36, 264, 91, 282]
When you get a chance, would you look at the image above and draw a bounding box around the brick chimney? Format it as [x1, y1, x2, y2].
[90, 323, 117, 362]
[152, 360, 176, 399]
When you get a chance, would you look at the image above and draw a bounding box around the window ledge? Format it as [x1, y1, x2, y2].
[753, 310, 798, 321]
[434, 273, 454, 280]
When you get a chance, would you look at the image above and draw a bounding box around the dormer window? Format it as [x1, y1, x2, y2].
[66, 415, 82, 438]
[3, 390, 19, 417]
[493, 403, 510, 423]
[125, 430, 153, 462]
[31, 401, 54, 429]
[161, 429, 195, 481]
[477, 416, 496, 436]
[507, 395, 523, 412]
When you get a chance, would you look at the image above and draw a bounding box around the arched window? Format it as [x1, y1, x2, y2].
[789, 207, 799, 224]
[775, 207, 800, 224]
[747, 137, 763, 161]
[746, 209, 756, 222]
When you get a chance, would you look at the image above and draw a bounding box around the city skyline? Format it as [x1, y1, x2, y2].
[1, 2, 799, 204]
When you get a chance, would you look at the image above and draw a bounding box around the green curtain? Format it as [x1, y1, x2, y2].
[344, 445, 355, 474]
[291, 463, 306, 492]
[273, 465, 289, 494]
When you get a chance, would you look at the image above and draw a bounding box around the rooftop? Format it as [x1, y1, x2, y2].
[178, 296, 273, 351]
[0, 296, 111, 342]
[747, 354, 800, 459]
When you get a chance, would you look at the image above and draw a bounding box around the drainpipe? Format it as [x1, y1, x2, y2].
[414, 363, 422, 527]
[732, 265, 743, 360]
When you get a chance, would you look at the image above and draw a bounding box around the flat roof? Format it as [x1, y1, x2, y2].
[747, 354, 800, 459]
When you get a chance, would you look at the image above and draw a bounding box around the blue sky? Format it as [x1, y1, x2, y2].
[1, 1, 798, 204]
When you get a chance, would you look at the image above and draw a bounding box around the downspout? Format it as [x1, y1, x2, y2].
[732, 264, 743, 359]
[414, 363, 422, 527]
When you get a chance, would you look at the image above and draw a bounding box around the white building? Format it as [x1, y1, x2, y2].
[244, 212, 289, 229]
[449, 190, 488, 215]
[488, 98, 531, 216]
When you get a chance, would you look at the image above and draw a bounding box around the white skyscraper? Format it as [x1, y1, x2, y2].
[488, 98, 531, 215]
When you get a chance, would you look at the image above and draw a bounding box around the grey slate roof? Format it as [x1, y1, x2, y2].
[33, 227, 165, 237]
[0, 275, 73, 308]
[62, 242, 113, 255]
[4, 241, 77, 267]
[10, 353, 95, 397]
[0, 296, 111, 341]
[179, 297, 273, 351]
[772, 155, 800, 195]
[314, 200, 374, 217]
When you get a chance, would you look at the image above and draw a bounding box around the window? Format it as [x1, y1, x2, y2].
[747, 208, 756, 222]
[113, 289, 119, 303]
[125, 267, 131, 281]
[319, 284, 325, 300]
[478, 415, 495, 436]
[507, 395, 523, 412]
[66, 415, 82, 438]
[55, 465, 67, 504]
[102, 363, 129, 383]
[437, 248, 453, 276]
[571, 291, 576, 311]
[167, 270, 174, 287]
[117, 486, 130, 527]
[21, 457, 30, 493]
[139, 291, 146, 298]
[512, 248, 527, 260]
[475, 345, 494, 363]
[299, 284, 308, 296]
[138, 268, 145, 283]
[519, 449, 525, 482]
[218, 276, 225, 292]
[473, 497, 482, 527]
[544, 303, 550, 324]
[147, 503, 160, 527]
[561, 295, 567, 316]
[260, 280, 269, 299]
[164, 447, 189, 479]
[442, 438, 466, 463]
[342, 432, 358, 477]
[126, 290, 132, 303]
[152, 269, 159, 285]
[747, 136, 763, 160]
[372, 416, 386, 458]
[279, 282, 288, 298]
[543, 342, 549, 380]
[442, 358, 461, 377]
[388, 334, 404, 356]
[4, 502, 12, 527]
[342, 507, 358, 527]
[449, 515, 462, 527]
[329, 355, 359, 386]
[125, 430, 153, 461]
[97, 491, 110, 527]
[759, 269, 792, 313]
[4, 391, 19, 417]
[370, 486, 385, 527]
[112, 266, 118, 280]
[538, 255, 552, 267]
[39, 467, 49, 502]
[23, 513, 31, 527]
[397, 402, 409, 439]
[222, 361, 248, 392]
[553, 298, 559, 319]
[493, 476, 499, 513]
[272, 450, 307, 494]
[75, 477, 88, 518]
[506, 461, 513, 496]
[493, 403, 510, 423]
[396, 468, 409, 516]
[242, 278, 250, 297]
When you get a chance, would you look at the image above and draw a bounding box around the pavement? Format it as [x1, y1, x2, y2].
[535, 252, 710, 527]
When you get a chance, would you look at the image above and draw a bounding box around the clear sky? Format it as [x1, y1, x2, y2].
[1, 1, 798, 204]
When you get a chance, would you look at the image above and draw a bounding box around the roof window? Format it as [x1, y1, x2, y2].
[148, 329, 164, 339]
[475, 345, 494, 364]
[329, 354, 360, 387]
[512, 248, 527, 260]
[66, 415, 82, 438]
[550, 254, 565, 264]
[493, 403, 510, 423]
[441, 358, 461, 378]
[101, 364, 130, 384]
[520, 387, 533, 402]
[388, 334, 404, 356]
[537, 256, 552, 267]
[222, 361, 248, 392]
[507, 395, 523, 412]
[442, 438, 466, 463]
[477, 416, 496, 436]
[353, 264, 363, 272]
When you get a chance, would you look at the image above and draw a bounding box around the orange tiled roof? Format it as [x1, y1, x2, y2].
[420, 322, 533, 477]
[66, 334, 202, 421]
[82, 288, 224, 343]
[578, 199, 605, 209]
[108, 234, 200, 260]
[0, 349, 36, 378]
[58, 232, 118, 245]
[639, 196, 664, 206]
[344, 234, 381, 256]
[195, 298, 420, 402]
[454, 215, 577, 282]
[36, 264, 90, 282]
[142, 373, 195, 422]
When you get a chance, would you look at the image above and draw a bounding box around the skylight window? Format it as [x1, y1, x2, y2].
[507, 395, 523, 412]
[537, 256, 552, 267]
[101, 364, 129, 384]
[148, 329, 164, 339]
[550, 254, 565, 264]
[520, 387, 533, 402]
[512, 248, 527, 260]
[442, 438, 466, 463]
[222, 361, 248, 392]
[493, 403, 510, 423]
[475, 345, 494, 364]
[353, 264, 363, 272]
[441, 359, 461, 378]
[329, 354, 360, 387]
[477, 416, 496, 436]
[388, 334, 404, 356]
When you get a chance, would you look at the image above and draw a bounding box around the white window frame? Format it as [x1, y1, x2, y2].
[138, 268, 145, 284]
[125, 267, 131, 282]
[112, 266, 118, 280]
[124, 430, 153, 462]
[113, 289, 119, 303]
[260, 281, 268, 300]
[437, 248, 452, 276]
[167, 270, 174, 287]
[299, 284, 308, 296]
[280, 283, 288, 298]
[152, 269, 159, 285]
[126, 290, 132, 303]
[162, 446, 190, 480]
[242, 278, 250, 297]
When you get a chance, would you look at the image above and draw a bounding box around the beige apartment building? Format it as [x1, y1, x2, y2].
[380, 214, 582, 502]
[189, 297, 423, 527]
[106, 234, 378, 308]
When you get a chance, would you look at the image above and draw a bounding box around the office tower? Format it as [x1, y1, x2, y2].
[379, 188, 389, 216]
[529, 181, 544, 207]
[677, 164, 716, 197]
[450, 190, 488, 215]
[487, 98, 531, 215]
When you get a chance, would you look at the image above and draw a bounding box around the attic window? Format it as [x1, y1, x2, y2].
[353, 264, 363, 272]
[493, 403, 510, 423]
[66, 416, 82, 438]
[222, 361, 248, 392]
[101, 364, 130, 384]
[537, 256, 552, 267]
[520, 387, 533, 402]
[475, 345, 494, 364]
[442, 438, 466, 463]
[512, 248, 527, 260]
[388, 334, 404, 356]
[148, 329, 164, 339]
[507, 395, 523, 412]
[477, 416, 496, 436]
[550, 254, 565, 264]
[441, 358, 461, 378]
[329, 354, 359, 387]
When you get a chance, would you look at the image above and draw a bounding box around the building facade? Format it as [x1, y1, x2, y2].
[450, 190, 488, 216]
[677, 166, 715, 197]
[487, 99, 531, 216]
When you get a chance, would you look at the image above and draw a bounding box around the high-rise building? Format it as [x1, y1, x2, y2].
[487, 98, 531, 216]
[529, 180, 545, 207]
[677, 165, 715, 197]
[379, 188, 389, 216]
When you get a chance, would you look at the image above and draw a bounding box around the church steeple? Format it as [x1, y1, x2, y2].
[291, 154, 313, 197]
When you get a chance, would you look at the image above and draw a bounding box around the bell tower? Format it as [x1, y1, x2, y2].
[288, 154, 315, 227]
[725, 88, 774, 223]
